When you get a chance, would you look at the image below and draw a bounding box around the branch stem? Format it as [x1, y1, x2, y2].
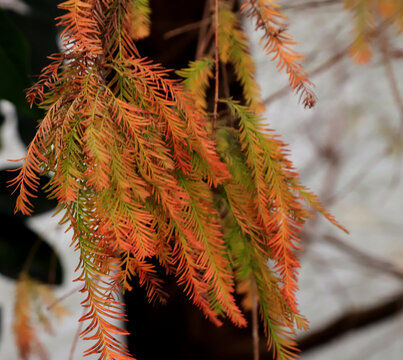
[213, 0, 219, 137]
[251, 275, 260, 360]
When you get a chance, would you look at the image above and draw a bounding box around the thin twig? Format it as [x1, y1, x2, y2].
[198, 26, 215, 60]
[251, 276, 260, 360]
[262, 46, 348, 106]
[380, 37, 403, 124]
[213, 0, 219, 136]
[322, 234, 403, 280]
[68, 307, 86, 360]
[304, 248, 354, 306]
[326, 150, 385, 204]
[164, 18, 211, 39]
[348, 312, 403, 360]
[22, 237, 42, 274]
[48, 249, 57, 284]
[263, 16, 398, 106]
[47, 285, 82, 310]
[196, 0, 212, 59]
[318, 114, 343, 205]
[221, 62, 233, 126]
[390, 47, 403, 58]
[221, 63, 230, 99]
[379, 35, 403, 189]
[298, 291, 403, 351]
[283, 0, 341, 11]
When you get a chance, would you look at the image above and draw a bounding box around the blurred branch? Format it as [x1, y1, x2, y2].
[263, 16, 399, 106]
[348, 312, 403, 360]
[0, 0, 30, 14]
[262, 46, 348, 106]
[196, 0, 212, 59]
[321, 234, 403, 280]
[21, 237, 42, 274]
[213, 0, 219, 135]
[380, 38, 403, 124]
[376, 38, 403, 189]
[164, 18, 211, 39]
[251, 276, 260, 360]
[306, 248, 354, 306]
[47, 285, 81, 310]
[283, 0, 341, 11]
[297, 291, 403, 352]
[390, 48, 403, 58]
[321, 148, 390, 205]
[208, 289, 403, 359]
[68, 307, 85, 360]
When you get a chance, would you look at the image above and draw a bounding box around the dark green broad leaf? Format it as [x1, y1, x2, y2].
[0, 2, 63, 286]
[0, 168, 62, 284]
[4, 1, 61, 145]
[0, 169, 58, 217]
[6, 0, 61, 80]
[0, 111, 4, 150]
[0, 214, 63, 284]
[0, 8, 31, 115]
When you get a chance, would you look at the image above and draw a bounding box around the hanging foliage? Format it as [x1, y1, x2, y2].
[10, 1, 347, 359]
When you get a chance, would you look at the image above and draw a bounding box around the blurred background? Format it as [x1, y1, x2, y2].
[0, 0, 402, 359]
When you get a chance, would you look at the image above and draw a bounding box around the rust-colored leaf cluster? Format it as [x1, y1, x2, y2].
[241, 0, 316, 108]
[13, 274, 67, 360]
[10, 1, 347, 359]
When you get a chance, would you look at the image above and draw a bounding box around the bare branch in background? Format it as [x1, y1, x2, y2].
[68, 308, 85, 360]
[263, 16, 400, 107]
[390, 48, 403, 58]
[218, 293, 403, 358]
[196, 0, 213, 59]
[251, 276, 260, 360]
[262, 47, 348, 106]
[283, 0, 341, 11]
[164, 18, 211, 39]
[348, 314, 403, 360]
[0, 0, 30, 14]
[380, 37, 403, 124]
[317, 234, 403, 281]
[297, 291, 403, 352]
